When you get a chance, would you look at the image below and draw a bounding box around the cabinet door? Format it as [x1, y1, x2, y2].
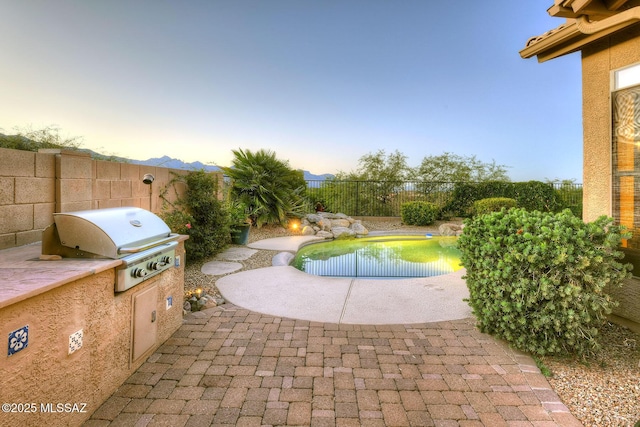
[132, 285, 158, 362]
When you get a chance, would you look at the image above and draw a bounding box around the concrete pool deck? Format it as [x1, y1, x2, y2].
[215, 236, 472, 324]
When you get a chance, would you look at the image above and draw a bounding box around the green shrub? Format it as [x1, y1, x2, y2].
[473, 197, 517, 216]
[566, 204, 583, 218]
[457, 208, 631, 356]
[445, 181, 563, 217]
[161, 208, 194, 236]
[160, 170, 230, 261]
[401, 201, 440, 225]
[444, 181, 513, 216]
[512, 181, 563, 212]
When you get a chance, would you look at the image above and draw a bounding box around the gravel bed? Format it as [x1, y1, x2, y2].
[542, 322, 640, 427]
[184, 218, 640, 427]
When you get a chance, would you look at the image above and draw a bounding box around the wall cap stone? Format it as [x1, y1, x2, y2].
[38, 149, 91, 158]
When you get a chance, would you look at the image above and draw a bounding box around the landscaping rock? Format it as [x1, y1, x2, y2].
[301, 212, 368, 238]
[351, 222, 369, 236]
[203, 297, 219, 309]
[306, 214, 322, 223]
[439, 223, 464, 236]
[332, 226, 356, 239]
[330, 218, 351, 228]
[317, 218, 332, 231]
[316, 230, 334, 239]
[301, 225, 316, 235]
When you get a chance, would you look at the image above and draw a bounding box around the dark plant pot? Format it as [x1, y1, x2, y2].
[230, 224, 251, 245]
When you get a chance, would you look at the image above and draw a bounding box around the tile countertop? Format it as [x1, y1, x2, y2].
[0, 243, 121, 310]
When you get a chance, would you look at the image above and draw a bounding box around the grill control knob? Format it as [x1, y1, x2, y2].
[161, 255, 173, 265]
[132, 268, 147, 278]
[148, 261, 162, 271]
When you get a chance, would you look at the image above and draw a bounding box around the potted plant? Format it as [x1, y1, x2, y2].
[228, 200, 251, 245]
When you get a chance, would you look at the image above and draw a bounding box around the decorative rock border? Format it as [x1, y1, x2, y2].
[301, 212, 369, 238]
[184, 292, 225, 313]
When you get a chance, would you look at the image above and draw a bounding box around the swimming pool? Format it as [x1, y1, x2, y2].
[292, 235, 462, 278]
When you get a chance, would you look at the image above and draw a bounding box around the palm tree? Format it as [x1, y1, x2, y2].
[222, 148, 306, 227]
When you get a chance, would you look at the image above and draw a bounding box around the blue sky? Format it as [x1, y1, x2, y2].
[1, 1, 582, 181]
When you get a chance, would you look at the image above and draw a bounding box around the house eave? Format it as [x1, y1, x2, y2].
[521, 8, 640, 62]
[519, 23, 583, 62]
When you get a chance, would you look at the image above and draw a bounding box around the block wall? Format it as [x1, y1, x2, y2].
[0, 148, 55, 248]
[0, 147, 221, 250]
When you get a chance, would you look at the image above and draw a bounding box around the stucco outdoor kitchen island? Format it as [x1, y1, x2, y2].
[0, 236, 187, 426]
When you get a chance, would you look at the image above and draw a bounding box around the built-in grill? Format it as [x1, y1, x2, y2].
[42, 207, 180, 292]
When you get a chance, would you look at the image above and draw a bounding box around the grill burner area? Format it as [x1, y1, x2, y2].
[42, 207, 180, 292]
[116, 241, 177, 291]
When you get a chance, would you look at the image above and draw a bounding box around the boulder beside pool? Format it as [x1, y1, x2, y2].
[439, 223, 465, 236]
[301, 212, 369, 238]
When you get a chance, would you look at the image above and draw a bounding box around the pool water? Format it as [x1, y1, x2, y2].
[292, 235, 463, 278]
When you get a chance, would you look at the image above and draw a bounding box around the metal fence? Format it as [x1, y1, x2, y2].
[304, 180, 583, 217]
[553, 182, 584, 215]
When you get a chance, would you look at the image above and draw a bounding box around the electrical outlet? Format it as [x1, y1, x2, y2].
[174, 255, 181, 267]
[166, 296, 173, 310]
[69, 329, 83, 355]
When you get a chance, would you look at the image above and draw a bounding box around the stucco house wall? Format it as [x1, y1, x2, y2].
[582, 25, 640, 222]
[580, 25, 640, 330]
[520, 2, 640, 331]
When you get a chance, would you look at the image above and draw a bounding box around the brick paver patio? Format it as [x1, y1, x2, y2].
[85, 303, 582, 426]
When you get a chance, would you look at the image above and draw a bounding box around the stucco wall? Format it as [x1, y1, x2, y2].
[581, 25, 640, 329]
[0, 241, 186, 426]
[582, 39, 613, 222]
[582, 25, 640, 221]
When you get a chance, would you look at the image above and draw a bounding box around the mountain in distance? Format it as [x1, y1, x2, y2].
[303, 171, 334, 181]
[0, 133, 333, 180]
[131, 155, 220, 172]
[132, 155, 334, 181]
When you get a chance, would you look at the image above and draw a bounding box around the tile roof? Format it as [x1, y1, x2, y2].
[521, 1, 640, 61]
[524, 22, 575, 48]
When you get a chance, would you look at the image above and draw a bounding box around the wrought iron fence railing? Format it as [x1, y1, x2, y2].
[303, 180, 583, 217]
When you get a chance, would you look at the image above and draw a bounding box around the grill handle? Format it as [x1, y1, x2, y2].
[118, 234, 181, 254]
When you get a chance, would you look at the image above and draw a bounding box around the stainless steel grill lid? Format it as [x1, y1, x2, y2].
[45, 207, 178, 259]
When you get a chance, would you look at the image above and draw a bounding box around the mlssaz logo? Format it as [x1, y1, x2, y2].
[40, 403, 87, 413]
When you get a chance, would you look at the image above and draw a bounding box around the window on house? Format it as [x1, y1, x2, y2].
[612, 63, 640, 271]
[614, 63, 640, 91]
